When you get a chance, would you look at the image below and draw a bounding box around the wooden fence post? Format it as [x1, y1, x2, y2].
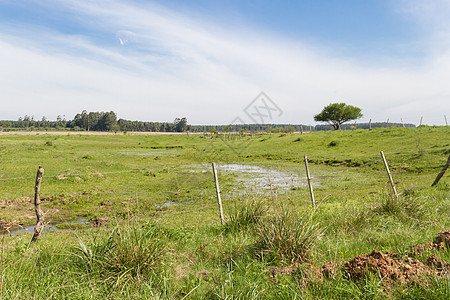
[419, 116, 423, 126]
[445, 115, 448, 126]
[380, 152, 398, 199]
[369, 119, 372, 129]
[431, 155, 450, 186]
[31, 166, 45, 243]
[300, 125, 303, 135]
[212, 163, 225, 225]
[304, 156, 315, 207]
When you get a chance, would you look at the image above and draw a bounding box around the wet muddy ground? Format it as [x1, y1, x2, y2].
[192, 163, 309, 194]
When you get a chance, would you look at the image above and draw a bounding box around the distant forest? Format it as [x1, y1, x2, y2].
[0, 111, 188, 132]
[0, 110, 415, 133]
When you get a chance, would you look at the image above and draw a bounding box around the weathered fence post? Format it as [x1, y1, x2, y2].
[380, 152, 398, 199]
[445, 115, 448, 127]
[31, 166, 45, 243]
[432, 155, 450, 186]
[300, 125, 303, 135]
[304, 156, 315, 207]
[419, 116, 423, 126]
[369, 119, 372, 129]
[212, 163, 225, 225]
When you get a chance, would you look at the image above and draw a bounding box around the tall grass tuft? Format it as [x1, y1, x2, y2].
[72, 221, 168, 287]
[224, 200, 266, 233]
[254, 206, 324, 264]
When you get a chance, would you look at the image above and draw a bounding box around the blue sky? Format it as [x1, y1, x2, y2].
[0, 0, 449, 125]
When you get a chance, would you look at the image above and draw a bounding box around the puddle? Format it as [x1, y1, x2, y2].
[7, 223, 59, 235]
[3, 217, 90, 236]
[153, 201, 186, 209]
[192, 164, 309, 194]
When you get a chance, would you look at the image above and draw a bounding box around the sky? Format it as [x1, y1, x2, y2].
[0, 0, 449, 125]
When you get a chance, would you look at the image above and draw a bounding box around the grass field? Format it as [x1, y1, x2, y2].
[1, 126, 449, 299]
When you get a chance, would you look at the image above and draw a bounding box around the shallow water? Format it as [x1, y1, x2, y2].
[192, 163, 309, 194]
[153, 201, 186, 208]
[4, 217, 90, 236]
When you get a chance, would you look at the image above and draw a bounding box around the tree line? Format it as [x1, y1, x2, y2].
[0, 111, 188, 132]
[0, 109, 415, 133]
[188, 122, 415, 133]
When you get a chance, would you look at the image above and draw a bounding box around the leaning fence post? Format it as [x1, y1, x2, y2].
[31, 166, 45, 243]
[431, 154, 450, 186]
[212, 163, 225, 225]
[380, 152, 398, 200]
[304, 156, 315, 207]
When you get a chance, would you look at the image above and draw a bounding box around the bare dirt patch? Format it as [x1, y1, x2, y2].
[322, 261, 340, 279]
[268, 230, 450, 287]
[411, 230, 450, 256]
[425, 254, 450, 275]
[343, 250, 432, 284]
[342, 230, 450, 285]
[436, 230, 450, 248]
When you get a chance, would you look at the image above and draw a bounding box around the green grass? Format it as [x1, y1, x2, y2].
[0, 126, 449, 299]
[253, 205, 324, 264]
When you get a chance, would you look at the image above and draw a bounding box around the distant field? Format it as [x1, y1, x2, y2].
[1, 126, 449, 299]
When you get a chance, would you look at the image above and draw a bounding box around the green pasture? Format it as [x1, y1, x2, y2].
[0, 126, 449, 299]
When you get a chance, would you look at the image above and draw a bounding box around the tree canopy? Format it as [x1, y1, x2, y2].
[314, 103, 362, 130]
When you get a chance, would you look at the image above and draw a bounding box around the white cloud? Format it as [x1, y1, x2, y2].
[0, 0, 449, 125]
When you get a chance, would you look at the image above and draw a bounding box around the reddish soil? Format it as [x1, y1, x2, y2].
[411, 230, 450, 256]
[436, 230, 450, 248]
[322, 261, 340, 279]
[268, 230, 450, 286]
[343, 250, 432, 284]
[425, 254, 450, 275]
[342, 230, 450, 284]
[411, 241, 445, 256]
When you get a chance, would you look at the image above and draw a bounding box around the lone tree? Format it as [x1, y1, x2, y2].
[314, 103, 362, 130]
